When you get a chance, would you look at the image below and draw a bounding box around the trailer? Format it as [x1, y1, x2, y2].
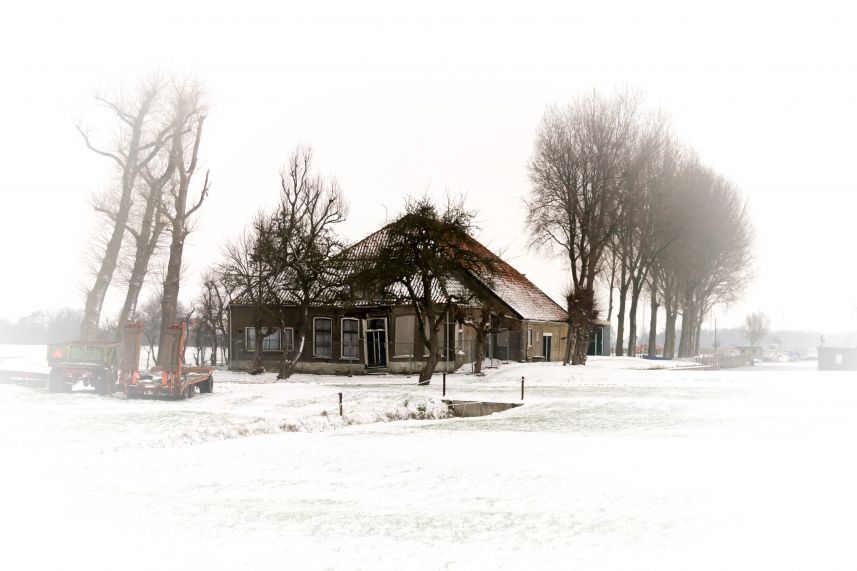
[125, 322, 214, 399]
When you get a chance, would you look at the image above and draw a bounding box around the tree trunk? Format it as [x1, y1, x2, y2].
[116, 169, 171, 335]
[694, 309, 704, 356]
[614, 281, 629, 357]
[80, 219, 127, 340]
[627, 281, 641, 357]
[252, 322, 263, 370]
[419, 325, 439, 384]
[473, 329, 485, 374]
[157, 229, 184, 362]
[117, 241, 148, 332]
[569, 324, 591, 365]
[627, 268, 650, 357]
[566, 286, 595, 366]
[678, 305, 697, 358]
[607, 251, 618, 322]
[664, 298, 677, 359]
[279, 303, 308, 380]
[647, 287, 659, 358]
[563, 327, 573, 365]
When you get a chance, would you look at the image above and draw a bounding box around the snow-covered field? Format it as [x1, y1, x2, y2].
[1, 345, 855, 570]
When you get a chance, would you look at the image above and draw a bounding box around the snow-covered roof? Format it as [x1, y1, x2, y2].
[345, 224, 568, 322]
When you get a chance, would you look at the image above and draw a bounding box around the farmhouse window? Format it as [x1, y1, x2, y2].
[314, 318, 333, 358]
[341, 318, 359, 359]
[394, 315, 415, 357]
[246, 327, 282, 352]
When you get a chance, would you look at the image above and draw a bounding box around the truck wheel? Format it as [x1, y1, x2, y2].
[200, 376, 213, 394]
[186, 385, 195, 399]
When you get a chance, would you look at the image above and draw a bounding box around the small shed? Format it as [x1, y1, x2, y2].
[817, 347, 857, 371]
[587, 320, 611, 356]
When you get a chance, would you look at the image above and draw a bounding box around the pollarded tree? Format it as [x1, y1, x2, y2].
[743, 311, 770, 348]
[526, 89, 641, 365]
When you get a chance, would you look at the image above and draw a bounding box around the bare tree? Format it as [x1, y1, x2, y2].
[526, 89, 641, 365]
[78, 76, 173, 340]
[220, 218, 280, 371]
[647, 273, 660, 357]
[743, 312, 770, 348]
[198, 270, 230, 366]
[258, 147, 349, 379]
[671, 166, 754, 357]
[618, 116, 678, 357]
[157, 81, 210, 360]
[220, 146, 348, 378]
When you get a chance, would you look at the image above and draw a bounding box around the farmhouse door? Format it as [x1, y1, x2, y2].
[543, 334, 552, 362]
[366, 318, 387, 368]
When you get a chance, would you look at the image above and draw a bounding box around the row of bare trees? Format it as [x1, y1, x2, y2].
[77, 75, 209, 363]
[526, 88, 753, 364]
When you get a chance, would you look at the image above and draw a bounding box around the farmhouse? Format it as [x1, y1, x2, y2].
[227, 222, 569, 374]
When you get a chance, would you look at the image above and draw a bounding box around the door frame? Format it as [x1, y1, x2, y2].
[363, 317, 388, 368]
[542, 333, 552, 362]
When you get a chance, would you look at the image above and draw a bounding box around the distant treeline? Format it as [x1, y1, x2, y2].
[650, 327, 850, 353]
[0, 309, 83, 344]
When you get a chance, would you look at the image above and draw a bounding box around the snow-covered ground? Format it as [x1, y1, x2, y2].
[1, 346, 855, 570]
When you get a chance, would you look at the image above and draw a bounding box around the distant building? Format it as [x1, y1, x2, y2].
[737, 346, 763, 359]
[817, 347, 857, 371]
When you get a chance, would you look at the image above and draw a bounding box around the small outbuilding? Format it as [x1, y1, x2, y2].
[587, 320, 611, 356]
[817, 347, 857, 371]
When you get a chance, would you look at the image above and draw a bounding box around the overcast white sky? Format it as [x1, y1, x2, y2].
[1, 0, 855, 334]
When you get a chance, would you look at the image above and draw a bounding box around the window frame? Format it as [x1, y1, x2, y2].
[313, 317, 333, 359]
[246, 327, 283, 353]
[340, 317, 360, 360]
[393, 314, 416, 358]
[528, 327, 533, 348]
